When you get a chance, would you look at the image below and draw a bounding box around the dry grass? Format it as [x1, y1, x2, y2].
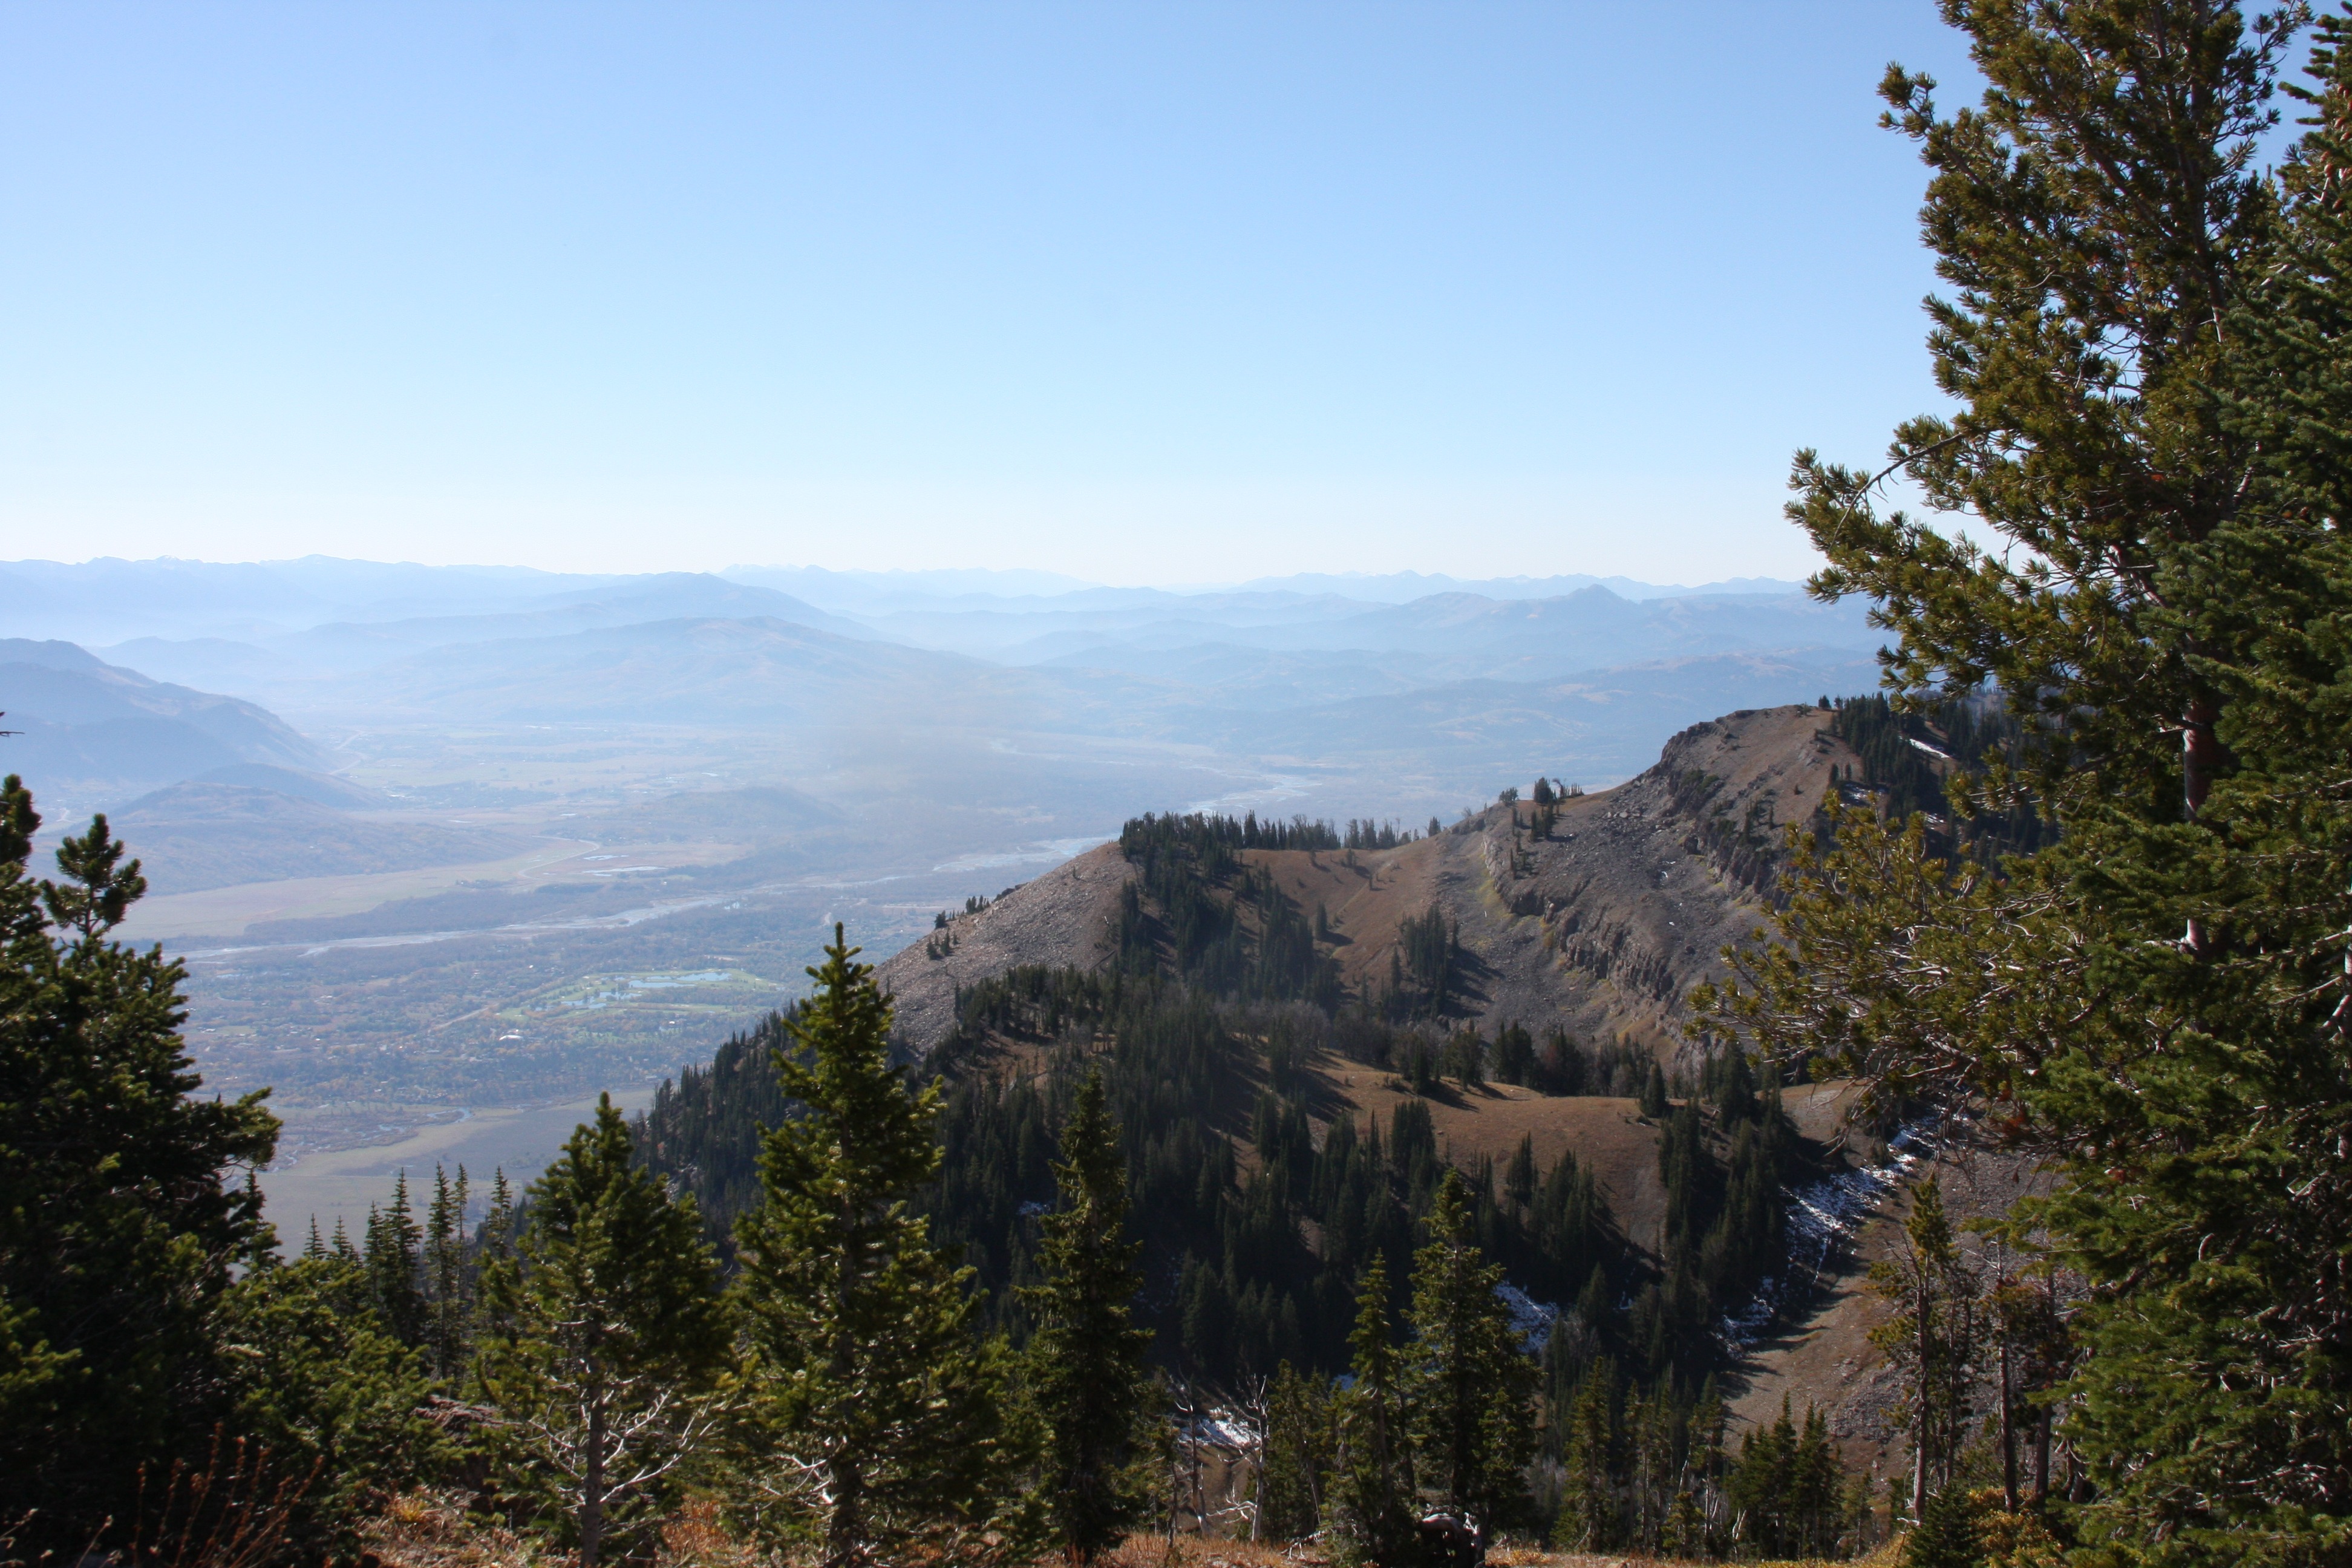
[360, 1491, 551, 1568]
[658, 1501, 767, 1568]
[1091, 1538, 1302, 1567]
[1067, 1539, 1895, 1568]
[362, 1494, 776, 1568]
[359, 1499, 1906, 1568]
[1491, 1551, 1899, 1568]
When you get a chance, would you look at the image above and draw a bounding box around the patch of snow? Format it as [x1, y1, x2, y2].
[1495, 1282, 1561, 1356]
[1187, 1412, 1258, 1451]
[1720, 1115, 1942, 1346]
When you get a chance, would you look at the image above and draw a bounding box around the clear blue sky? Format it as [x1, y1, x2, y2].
[2, 3, 1988, 585]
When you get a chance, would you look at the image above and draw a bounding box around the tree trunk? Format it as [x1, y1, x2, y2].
[2183, 694, 2221, 818]
[2183, 694, 2223, 952]
[824, 1459, 863, 1568]
[581, 1383, 607, 1568]
[2000, 1331, 2017, 1512]
[1913, 1267, 1933, 1520]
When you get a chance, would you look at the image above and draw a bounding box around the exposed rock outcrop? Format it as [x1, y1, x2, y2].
[875, 703, 1857, 1065]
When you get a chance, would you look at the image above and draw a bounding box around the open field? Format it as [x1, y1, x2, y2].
[258, 1085, 663, 1245]
[118, 837, 602, 939]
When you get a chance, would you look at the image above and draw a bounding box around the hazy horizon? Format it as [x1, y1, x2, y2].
[0, 552, 1808, 600]
[2, 3, 1988, 584]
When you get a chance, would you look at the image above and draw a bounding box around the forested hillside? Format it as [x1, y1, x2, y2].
[633, 749, 1852, 1533]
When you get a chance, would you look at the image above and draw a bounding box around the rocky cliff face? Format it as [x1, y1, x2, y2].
[1434, 702, 1853, 1064]
[873, 841, 1135, 1057]
[875, 702, 1856, 1065]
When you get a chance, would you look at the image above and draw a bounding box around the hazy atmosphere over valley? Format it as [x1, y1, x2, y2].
[2, 557, 1882, 1226]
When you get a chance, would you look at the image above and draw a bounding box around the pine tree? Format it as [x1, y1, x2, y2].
[1330, 1255, 1417, 1566]
[1492, 1023, 1535, 1087]
[422, 1163, 471, 1380]
[734, 926, 1007, 1567]
[1627, 1388, 1677, 1553]
[1728, 1399, 1795, 1558]
[475, 1168, 517, 1345]
[1666, 1487, 1706, 1560]
[1258, 1362, 1333, 1545]
[1445, 1027, 1485, 1089]
[365, 1174, 425, 1347]
[0, 789, 279, 1546]
[2038, 16, 2352, 1555]
[1400, 1171, 1537, 1548]
[1687, 1382, 1729, 1556]
[1787, 1403, 1843, 1558]
[1637, 1062, 1668, 1119]
[1553, 1365, 1616, 1552]
[476, 1095, 728, 1566]
[1904, 1478, 1988, 1568]
[1697, 8, 2352, 1560]
[1021, 1068, 1158, 1563]
[1792, 0, 2298, 832]
[1849, 1467, 1881, 1556]
[1869, 1178, 1977, 1520]
[1504, 1132, 1537, 1211]
[217, 1252, 446, 1558]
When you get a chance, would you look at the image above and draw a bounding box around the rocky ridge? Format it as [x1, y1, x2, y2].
[878, 702, 1857, 1067]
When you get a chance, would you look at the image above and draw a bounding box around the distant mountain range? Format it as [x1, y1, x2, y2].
[0, 555, 1885, 918]
[1226, 569, 1808, 603]
[93, 575, 877, 691]
[2, 555, 1814, 650]
[0, 638, 322, 802]
[0, 558, 1877, 720]
[0, 557, 623, 644]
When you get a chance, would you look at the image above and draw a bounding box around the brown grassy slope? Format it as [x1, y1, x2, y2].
[865, 703, 1855, 1308]
[1258, 703, 1856, 1067]
[1317, 1056, 1674, 1252]
[876, 703, 1856, 1065]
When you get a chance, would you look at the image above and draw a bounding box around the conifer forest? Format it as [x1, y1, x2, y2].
[12, 3, 2352, 1566]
